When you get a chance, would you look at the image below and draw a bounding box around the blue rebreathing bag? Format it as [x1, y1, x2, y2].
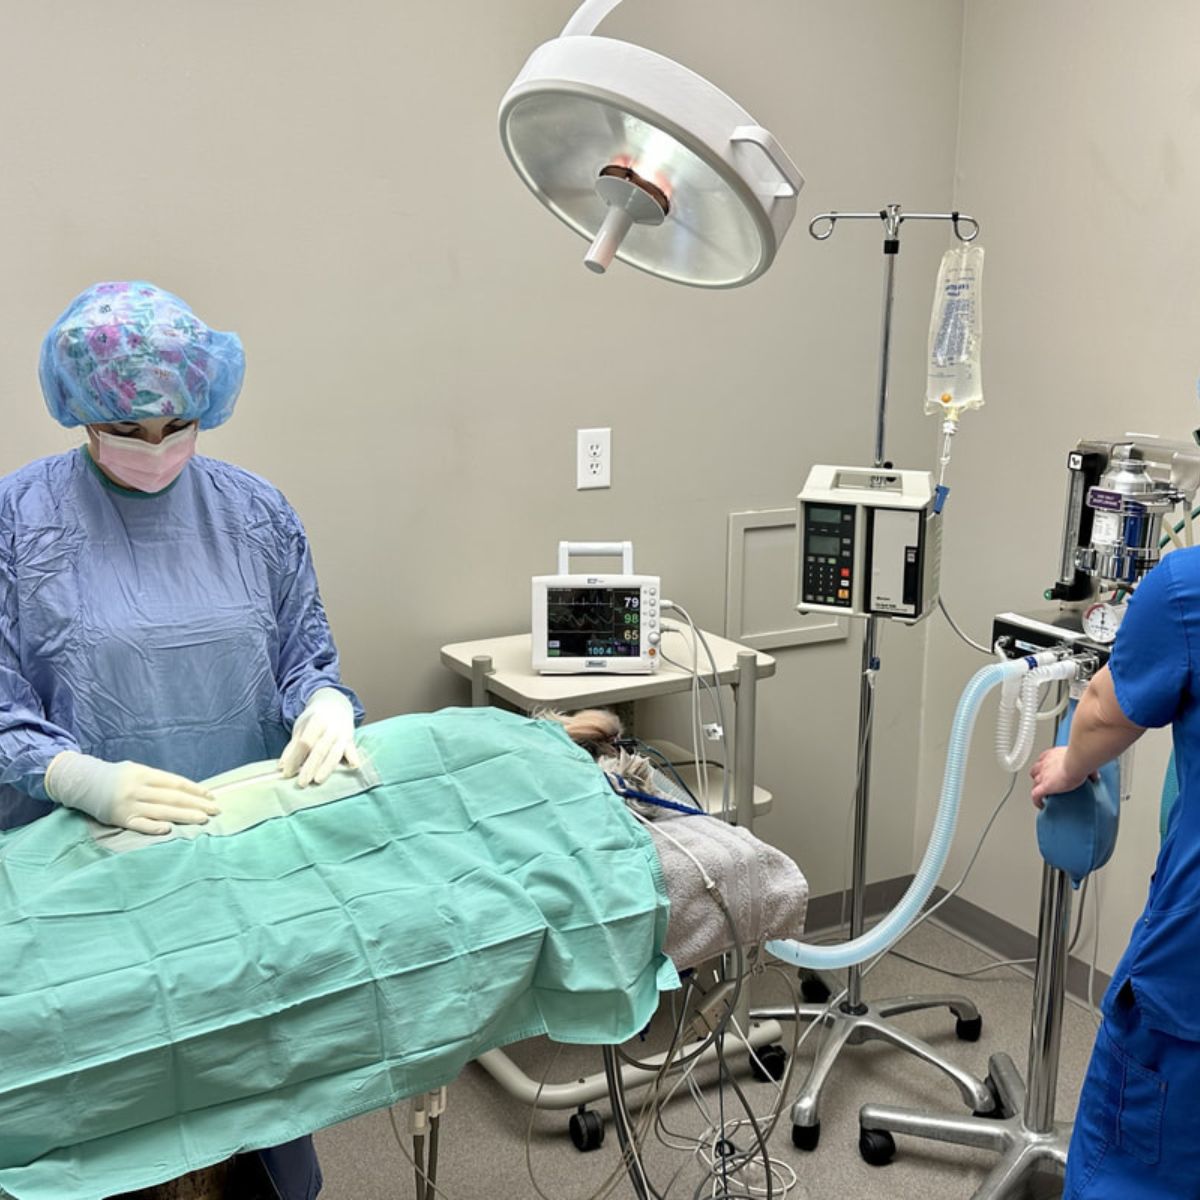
[1036, 699, 1121, 887]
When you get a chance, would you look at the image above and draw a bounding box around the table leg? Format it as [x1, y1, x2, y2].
[733, 651, 758, 832]
[470, 655, 495, 707]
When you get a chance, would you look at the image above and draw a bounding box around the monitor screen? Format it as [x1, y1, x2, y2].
[545, 587, 642, 657]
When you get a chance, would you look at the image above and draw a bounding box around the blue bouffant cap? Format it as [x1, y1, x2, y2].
[39, 281, 245, 429]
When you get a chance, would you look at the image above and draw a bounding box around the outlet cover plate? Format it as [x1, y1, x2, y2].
[577, 427, 611, 489]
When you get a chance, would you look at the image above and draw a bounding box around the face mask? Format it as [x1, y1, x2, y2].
[95, 425, 198, 493]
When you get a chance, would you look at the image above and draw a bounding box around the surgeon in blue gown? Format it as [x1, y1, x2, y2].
[0, 281, 364, 1200]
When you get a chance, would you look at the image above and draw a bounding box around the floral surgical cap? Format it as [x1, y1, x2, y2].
[38, 281, 245, 430]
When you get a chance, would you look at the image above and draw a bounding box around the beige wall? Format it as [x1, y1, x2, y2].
[916, 0, 1200, 973]
[0, 1, 964, 899]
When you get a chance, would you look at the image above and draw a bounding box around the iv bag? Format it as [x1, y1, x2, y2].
[925, 245, 984, 415]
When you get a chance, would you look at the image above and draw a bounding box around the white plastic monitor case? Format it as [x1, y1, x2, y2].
[797, 466, 941, 623]
[533, 542, 661, 674]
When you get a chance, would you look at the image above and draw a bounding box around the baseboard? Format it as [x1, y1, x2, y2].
[929, 886, 1111, 1008]
[805, 875, 1111, 1008]
[803, 875, 914, 938]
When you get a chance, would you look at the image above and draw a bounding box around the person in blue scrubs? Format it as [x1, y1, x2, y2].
[1031, 548, 1200, 1198]
[0, 281, 363, 1200]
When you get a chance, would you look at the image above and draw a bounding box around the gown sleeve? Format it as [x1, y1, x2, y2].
[272, 501, 364, 729]
[0, 527, 81, 801]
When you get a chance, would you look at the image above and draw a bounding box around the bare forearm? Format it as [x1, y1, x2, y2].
[1063, 668, 1144, 776]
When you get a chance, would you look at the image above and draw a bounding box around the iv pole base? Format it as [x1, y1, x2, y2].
[753, 981, 993, 1151]
[859, 1051, 1070, 1198]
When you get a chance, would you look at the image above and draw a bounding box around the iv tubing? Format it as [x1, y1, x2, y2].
[937, 410, 960, 488]
[766, 656, 1033, 971]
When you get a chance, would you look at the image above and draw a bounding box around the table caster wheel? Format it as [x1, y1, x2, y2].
[859, 1128, 895, 1166]
[791, 1121, 820, 1152]
[569, 1107, 605, 1152]
[956, 1014, 983, 1042]
[751, 1043, 787, 1083]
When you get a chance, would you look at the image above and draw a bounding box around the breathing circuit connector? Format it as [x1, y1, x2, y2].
[997, 651, 1088, 773]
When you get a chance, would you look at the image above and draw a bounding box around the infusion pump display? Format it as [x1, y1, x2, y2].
[533, 542, 661, 674]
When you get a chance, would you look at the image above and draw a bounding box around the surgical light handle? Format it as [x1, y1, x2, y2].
[557, 540, 635, 574]
[730, 126, 804, 198]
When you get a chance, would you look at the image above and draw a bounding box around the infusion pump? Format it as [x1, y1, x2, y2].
[532, 542, 661, 674]
[797, 466, 941, 623]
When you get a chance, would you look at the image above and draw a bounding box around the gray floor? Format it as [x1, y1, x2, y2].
[314, 921, 1099, 1200]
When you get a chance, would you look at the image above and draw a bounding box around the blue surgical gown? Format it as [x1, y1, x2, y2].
[0, 447, 363, 827]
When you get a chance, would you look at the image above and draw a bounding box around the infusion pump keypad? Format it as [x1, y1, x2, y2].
[802, 504, 855, 608]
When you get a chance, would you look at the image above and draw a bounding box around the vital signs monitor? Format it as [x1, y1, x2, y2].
[532, 542, 661, 674]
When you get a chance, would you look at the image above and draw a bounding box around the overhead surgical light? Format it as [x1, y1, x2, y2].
[498, 0, 804, 287]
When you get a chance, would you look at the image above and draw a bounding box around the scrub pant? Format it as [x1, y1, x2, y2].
[108, 1137, 319, 1200]
[1065, 982, 1200, 1199]
[259, 1137, 323, 1200]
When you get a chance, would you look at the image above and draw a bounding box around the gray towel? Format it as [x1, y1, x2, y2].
[649, 814, 809, 971]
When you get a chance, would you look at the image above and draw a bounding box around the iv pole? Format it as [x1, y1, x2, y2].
[752, 204, 992, 1150]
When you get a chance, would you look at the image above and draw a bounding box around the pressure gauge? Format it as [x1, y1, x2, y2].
[1082, 599, 1127, 644]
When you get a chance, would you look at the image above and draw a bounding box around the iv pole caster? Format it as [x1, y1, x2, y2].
[799, 972, 833, 1004]
[859, 1127, 896, 1167]
[791, 1121, 821, 1152]
[956, 1014, 984, 1042]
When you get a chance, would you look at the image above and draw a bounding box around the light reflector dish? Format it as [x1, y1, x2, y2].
[499, 35, 803, 288]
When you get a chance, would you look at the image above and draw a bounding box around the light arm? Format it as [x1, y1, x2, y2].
[561, 0, 625, 37]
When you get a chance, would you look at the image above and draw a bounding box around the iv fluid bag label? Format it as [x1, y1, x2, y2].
[926, 245, 985, 414]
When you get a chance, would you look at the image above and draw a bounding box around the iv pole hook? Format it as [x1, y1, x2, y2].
[808, 206, 980, 244]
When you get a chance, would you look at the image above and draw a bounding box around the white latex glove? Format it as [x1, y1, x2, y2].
[279, 687, 361, 788]
[44, 752, 219, 836]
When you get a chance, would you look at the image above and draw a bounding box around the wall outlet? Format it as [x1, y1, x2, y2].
[576, 427, 611, 490]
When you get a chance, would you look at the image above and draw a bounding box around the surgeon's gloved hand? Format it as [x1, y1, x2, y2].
[44, 752, 220, 836]
[280, 687, 361, 788]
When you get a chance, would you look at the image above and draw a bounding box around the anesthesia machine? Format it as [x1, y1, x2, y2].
[857, 431, 1200, 1198]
